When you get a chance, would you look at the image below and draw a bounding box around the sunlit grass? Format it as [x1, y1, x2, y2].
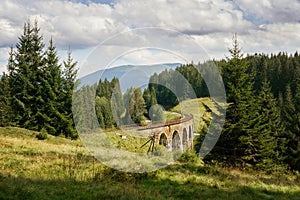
[0, 127, 299, 199]
[171, 97, 216, 132]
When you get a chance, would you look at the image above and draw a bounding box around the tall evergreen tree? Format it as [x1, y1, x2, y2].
[128, 88, 146, 125]
[143, 87, 157, 116]
[38, 38, 63, 135]
[95, 96, 114, 129]
[208, 34, 257, 166]
[240, 79, 284, 171]
[282, 84, 300, 170]
[62, 49, 78, 138]
[0, 73, 12, 126]
[3, 20, 79, 138]
[9, 20, 45, 129]
[111, 78, 125, 126]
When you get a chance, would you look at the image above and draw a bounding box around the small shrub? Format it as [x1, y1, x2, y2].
[177, 150, 203, 164]
[36, 128, 48, 140]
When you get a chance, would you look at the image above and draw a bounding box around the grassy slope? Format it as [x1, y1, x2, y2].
[0, 127, 300, 200]
[171, 97, 216, 132]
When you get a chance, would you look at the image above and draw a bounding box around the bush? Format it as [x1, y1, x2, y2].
[36, 128, 48, 140]
[177, 150, 203, 164]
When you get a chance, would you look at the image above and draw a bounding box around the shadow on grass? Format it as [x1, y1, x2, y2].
[1, 167, 299, 200]
[164, 163, 300, 187]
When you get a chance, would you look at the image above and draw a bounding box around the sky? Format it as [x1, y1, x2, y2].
[1, 0, 300, 77]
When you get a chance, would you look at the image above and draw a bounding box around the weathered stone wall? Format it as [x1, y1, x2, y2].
[137, 115, 194, 151]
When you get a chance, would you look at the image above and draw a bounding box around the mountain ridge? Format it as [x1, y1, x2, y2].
[79, 63, 182, 91]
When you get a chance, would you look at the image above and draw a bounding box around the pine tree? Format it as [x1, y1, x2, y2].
[9, 20, 45, 129]
[0, 73, 12, 126]
[95, 96, 114, 129]
[62, 49, 78, 138]
[209, 34, 257, 166]
[73, 85, 99, 133]
[241, 79, 284, 172]
[143, 87, 158, 116]
[38, 38, 63, 135]
[129, 88, 146, 125]
[282, 84, 300, 170]
[4, 20, 79, 138]
[111, 78, 125, 126]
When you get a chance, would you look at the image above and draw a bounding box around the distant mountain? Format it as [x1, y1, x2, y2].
[78, 63, 182, 91]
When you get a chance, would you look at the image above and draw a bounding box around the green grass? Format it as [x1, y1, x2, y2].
[171, 97, 216, 132]
[164, 111, 182, 122]
[0, 127, 300, 199]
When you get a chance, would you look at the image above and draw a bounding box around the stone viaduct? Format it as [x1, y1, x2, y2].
[137, 114, 194, 151]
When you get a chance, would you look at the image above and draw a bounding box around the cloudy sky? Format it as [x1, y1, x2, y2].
[0, 0, 300, 77]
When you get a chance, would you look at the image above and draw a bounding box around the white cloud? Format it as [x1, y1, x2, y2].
[235, 0, 300, 23]
[0, 0, 300, 76]
[0, 47, 10, 74]
[114, 0, 253, 34]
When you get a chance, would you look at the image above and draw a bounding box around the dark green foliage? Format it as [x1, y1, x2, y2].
[142, 37, 300, 171]
[281, 84, 300, 171]
[38, 38, 62, 136]
[61, 49, 78, 138]
[177, 150, 201, 164]
[110, 78, 125, 126]
[95, 96, 114, 129]
[0, 73, 12, 126]
[148, 71, 179, 110]
[94, 77, 125, 128]
[149, 104, 165, 122]
[9, 20, 45, 128]
[3, 20, 78, 138]
[36, 128, 48, 140]
[240, 80, 284, 172]
[128, 88, 146, 125]
[208, 34, 258, 167]
[143, 87, 157, 113]
[73, 85, 99, 133]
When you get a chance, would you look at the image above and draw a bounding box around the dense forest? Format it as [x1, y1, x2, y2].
[0, 22, 299, 173]
[144, 35, 300, 172]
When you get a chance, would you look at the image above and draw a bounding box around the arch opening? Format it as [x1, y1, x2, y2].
[172, 131, 181, 151]
[159, 133, 168, 147]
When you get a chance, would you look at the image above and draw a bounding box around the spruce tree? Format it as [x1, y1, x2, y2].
[209, 34, 257, 166]
[282, 84, 300, 170]
[95, 96, 114, 128]
[241, 79, 284, 172]
[129, 88, 146, 125]
[39, 38, 63, 135]
[0, 73, 12, 126]
[9, 20, 45, 129]
[111, 78, 125, 126]
[62, 49, 78, 138]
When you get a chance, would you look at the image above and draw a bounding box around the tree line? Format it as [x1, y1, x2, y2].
[0, 20, 78, 138]
[146, 34, 300, 172]
[0, 21, 299, 173]
[93, 78, 164, 129]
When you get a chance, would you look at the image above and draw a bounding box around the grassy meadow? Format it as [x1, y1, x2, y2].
[1, 126, 300, 200]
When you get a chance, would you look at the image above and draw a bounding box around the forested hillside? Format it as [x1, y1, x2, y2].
[146, 35, 300, 172]
[0, 22, 299, 174]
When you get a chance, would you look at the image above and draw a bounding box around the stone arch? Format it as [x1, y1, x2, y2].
[172, 131, 181, 151]
[159, 133, 168, 147]
[182, 128, 188, 150]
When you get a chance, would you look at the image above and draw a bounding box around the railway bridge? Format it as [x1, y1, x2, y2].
[137, 114, 194, 151]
